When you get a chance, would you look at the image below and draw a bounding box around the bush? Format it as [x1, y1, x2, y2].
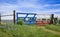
[17, 19, 25, 25]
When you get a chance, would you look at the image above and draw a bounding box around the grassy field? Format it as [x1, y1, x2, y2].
[45, 25, 60, 32]
[0, 24, 60, 37]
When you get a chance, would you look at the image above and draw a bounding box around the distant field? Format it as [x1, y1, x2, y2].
[0, 24, 60, 37]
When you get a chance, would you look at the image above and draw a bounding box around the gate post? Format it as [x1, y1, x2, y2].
[0, 13, 1, 24]
[16, 13, 18, 24]
[13, 10, 15, 24]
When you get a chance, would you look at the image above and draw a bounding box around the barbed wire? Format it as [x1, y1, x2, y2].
[1, 14, 51, 17]
[37, 14, 51, 16]
[1, 14, 16, 17]
[1, 14, 13, 17]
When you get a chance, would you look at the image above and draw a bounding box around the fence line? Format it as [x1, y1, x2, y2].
[0, 10, 16, 24]
[0, 10, 57, 25]
[1, 14, 13, 17]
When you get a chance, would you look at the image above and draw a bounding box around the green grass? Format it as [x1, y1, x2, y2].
[0, 24, 60, 37]
[45, 25, 60, 32]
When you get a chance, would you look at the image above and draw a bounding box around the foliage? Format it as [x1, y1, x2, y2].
[58, 20, 60, 24]
[54, 17, 58, 25]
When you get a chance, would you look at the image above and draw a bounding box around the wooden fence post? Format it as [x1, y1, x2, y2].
[13, 10, 15, 24]
[0, 13, 1, 24]
[50, 14, 54, 24]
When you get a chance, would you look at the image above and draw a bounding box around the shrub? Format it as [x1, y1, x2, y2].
[17, 19, 25, 25]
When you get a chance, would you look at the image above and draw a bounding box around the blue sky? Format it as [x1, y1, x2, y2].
[0, 0, 60, 19]
[0, 0, 60, 14]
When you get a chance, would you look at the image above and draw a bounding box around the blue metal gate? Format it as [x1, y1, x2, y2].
[16, 13, 36, 24]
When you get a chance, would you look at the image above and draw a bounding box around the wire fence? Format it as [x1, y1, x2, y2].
[0, 10, 16, 25]
[0, 10, 60, 25]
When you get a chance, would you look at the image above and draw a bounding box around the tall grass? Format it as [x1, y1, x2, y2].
[0, 24, 60, 37]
